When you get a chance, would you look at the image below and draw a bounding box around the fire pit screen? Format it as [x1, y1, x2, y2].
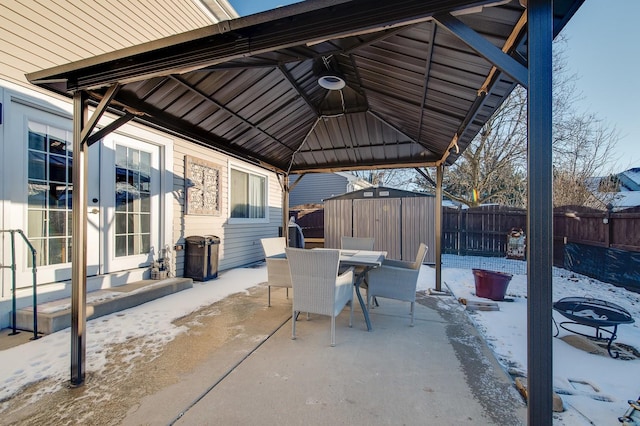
[553, 297, 635, 358]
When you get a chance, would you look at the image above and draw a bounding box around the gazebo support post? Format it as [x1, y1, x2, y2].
[435, 164, 443, 292]
[527, 0, 554, 423]
[282, 174, 290, 246]
[69, 84, 132, 387]
[70, 91, 89, 386]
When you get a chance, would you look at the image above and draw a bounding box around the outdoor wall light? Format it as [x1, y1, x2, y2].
[318, 74, 346, 90]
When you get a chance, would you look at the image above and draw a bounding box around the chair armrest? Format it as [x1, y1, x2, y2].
[334, 267, 355, 314]
[367, 264, 420, 302]
[265, 257, 292, 288]
[337, 266, 355, 286]
[381, 259, 415, 269]
[266, 253, 286, 259]
[370, 264, 420, 279]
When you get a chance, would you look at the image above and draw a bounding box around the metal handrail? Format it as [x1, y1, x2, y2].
[1, 229, 39, 339]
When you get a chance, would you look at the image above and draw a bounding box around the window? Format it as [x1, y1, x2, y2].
[114, 145, 152, 257]
[230, 167, 266, 220]
[27, 121, 73, 266]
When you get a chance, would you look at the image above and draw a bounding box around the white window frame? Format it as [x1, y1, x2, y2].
[228, 163, 269, 224]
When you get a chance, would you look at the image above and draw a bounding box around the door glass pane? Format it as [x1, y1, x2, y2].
[28, 152, 46, 180]
[115, 212, 126, 234]
[140, 192, 150, 212]
[49, 154, 67, 183]
[28, 210, 46, 238]
[114, 145, 152, 257]
[141, 234, 150, 254]
[48, 210, 66, 236]
[27, 121, 73, 266]
[49, 238, 66, 265]
[140, 213, 150, 233]
[28, 182, 49, 208]
[28, 123, 46, 151]
[31, 239, 46, 267]
[116, 236, 127, 257]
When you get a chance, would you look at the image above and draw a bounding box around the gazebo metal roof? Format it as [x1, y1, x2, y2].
[25, 1, 585, 423]
[27, 0, 580, 175]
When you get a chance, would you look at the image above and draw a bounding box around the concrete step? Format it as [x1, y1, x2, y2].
[15, 278, 193, 334]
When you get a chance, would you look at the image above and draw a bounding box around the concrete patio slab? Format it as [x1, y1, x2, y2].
[126, 289, 527, 425]
[1, 284, 526, 425]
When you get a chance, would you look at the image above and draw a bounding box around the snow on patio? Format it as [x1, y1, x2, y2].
[1, 255, 639, 425]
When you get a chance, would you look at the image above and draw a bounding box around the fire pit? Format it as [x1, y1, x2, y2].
[553, 297, 635, 358]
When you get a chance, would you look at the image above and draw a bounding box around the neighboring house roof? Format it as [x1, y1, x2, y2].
[610, 191, 640, 211]
[589, 167, 640, 211]
[332, 172, 374, 192]
[618, 167, 640, 191]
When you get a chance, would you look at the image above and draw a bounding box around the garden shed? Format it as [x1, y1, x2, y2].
[324, 187, 436, 264]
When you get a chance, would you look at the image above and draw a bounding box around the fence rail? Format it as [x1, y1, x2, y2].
[443, 205, 640, 258]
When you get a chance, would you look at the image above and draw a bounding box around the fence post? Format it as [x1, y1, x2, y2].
[604, 203, 613, 248]
[460, 207, 467, 255]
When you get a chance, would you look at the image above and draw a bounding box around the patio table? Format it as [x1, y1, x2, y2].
[338, 249, 387, 332]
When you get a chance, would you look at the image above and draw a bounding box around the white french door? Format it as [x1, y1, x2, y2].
[8, 99, 163, 286]
[10, 101, 99, 285]
[100, 134, 160, 273]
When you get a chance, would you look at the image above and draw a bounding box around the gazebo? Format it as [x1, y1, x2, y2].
[26, 0, 585, 423]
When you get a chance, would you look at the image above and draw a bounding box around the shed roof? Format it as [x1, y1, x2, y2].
[26, 0, 583, 175]
[325, 186, 433, 200]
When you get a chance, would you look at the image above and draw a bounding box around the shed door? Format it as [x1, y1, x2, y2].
[353, 198, 401, 260]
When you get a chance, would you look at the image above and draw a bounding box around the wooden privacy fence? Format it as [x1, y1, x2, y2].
[443, 205, 526, 257]
[553, 205, 640, 251]
[443, 204, 640, 261]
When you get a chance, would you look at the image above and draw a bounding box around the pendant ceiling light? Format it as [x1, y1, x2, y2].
[318, 73, 346, 90]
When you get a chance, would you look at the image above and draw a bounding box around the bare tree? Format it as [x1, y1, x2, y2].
[412, 36, 619, 209]
[350, 168, 416, 188]
[553, 115, 619, 207]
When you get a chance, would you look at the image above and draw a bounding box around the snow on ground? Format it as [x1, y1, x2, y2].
[1, 255, 639, 425]
[419, 255, 640, 426]
[0, 266, 267, 407]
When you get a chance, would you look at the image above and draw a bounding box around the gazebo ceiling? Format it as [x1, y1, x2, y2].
[26, 0, 583, 175]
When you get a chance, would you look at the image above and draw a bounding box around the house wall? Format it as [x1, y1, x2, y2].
[172, 141, 282, 274]
[289, 173, 349, 207]
[0, 1, 284, 329]
[0, 0, 228, 92]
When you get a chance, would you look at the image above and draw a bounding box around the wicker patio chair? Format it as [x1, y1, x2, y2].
[366, 243, 428, 326]
[285, 248, 354, 347]
[260, 237, 292, 307]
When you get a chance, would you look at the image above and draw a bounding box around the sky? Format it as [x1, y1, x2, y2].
[1, 257, 639, 424]
[228, 0, 640, 171]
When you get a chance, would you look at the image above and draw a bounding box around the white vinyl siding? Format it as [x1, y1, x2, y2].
[0, 1, 221, 90]
[172, 140, 282, 274]
[289, 173, 350, 207]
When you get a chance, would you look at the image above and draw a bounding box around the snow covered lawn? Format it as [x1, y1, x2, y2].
[429, 256, 640, 425]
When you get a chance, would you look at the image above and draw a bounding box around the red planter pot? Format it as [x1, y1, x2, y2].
[472, 269, 513, 301]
